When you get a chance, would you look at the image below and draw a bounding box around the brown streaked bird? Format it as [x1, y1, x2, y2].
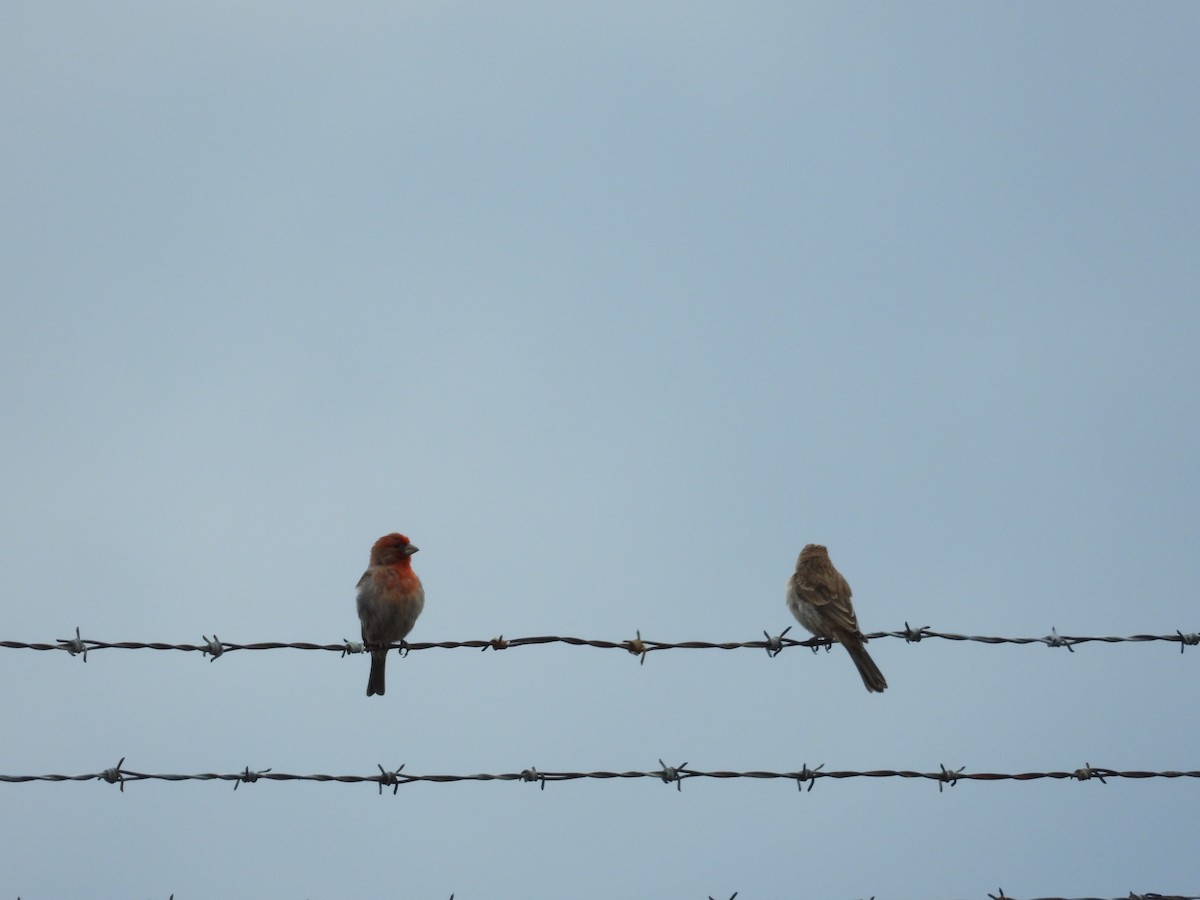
[787, 544, 887, 693]
[356, 533, 425, 697]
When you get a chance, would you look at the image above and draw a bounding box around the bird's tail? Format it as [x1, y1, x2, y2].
[844, 637, 887, 693]
[366, 650, 387, 697]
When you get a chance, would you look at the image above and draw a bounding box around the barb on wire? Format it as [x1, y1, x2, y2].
[937, 763, 965, 792]
[626, 630, 648, 665]
[202, 634, 224, 662]
[795, 762, 822, 792]
[100, 756, 126, 792]
[376, 763, 406, 796]
[1043, 627, 1076, 652]
[5, 628, 1198, 659]
[56, 626, 87, 661]
[234, 766, 271, 790]
[3, 762, 1198, 791]
[658, 758, 689, 792]
[763, 626, 790, 657]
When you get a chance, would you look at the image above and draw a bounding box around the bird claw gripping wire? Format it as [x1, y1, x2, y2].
[341, 639, 364, 657]
[201, 634, 224, 662]
[763, 627, 791, 658]
[376, 763, 406, 795]
[483, 635, 508, 651]
[234, 766, 271, 791]
[937, 763, 964, 792]
[903, 622, 931, 643]
[807, 635, 834, 654]
[58, 626, 87, 661]
[658, 759, 688, 792]
[1073, 762, 1107, 784]
[521, 767, 546, 790]
[795, 762, 823, 792]
[100, 757, 126, 792]
[625, 630, 648, 665]
[1178, 630, 1200, 653]
[1043, 626, 1075, 652]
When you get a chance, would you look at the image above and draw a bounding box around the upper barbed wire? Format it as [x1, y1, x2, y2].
[1, 625, 1196, 660]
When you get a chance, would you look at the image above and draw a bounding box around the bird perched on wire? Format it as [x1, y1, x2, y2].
[357, 533, 425, 696]
[787, 544, 887, 693]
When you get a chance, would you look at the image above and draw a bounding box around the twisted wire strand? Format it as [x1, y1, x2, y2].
[3, 625, 1198, 661]
[3, 762, 1198, 791]
[5, 892, 1191, 899]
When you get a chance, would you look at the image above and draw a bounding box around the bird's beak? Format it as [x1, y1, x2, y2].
[405, 545, 419, 556]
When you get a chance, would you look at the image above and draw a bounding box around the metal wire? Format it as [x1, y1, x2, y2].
[10, 891, 1193, 899]
[2, 624, 1198, 662]
[3, 761, 1197, 792]
[6, 633, 1193, 900]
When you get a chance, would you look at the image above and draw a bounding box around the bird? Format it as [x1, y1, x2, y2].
[356, 533, 425, 696]
[786, 544, 887, 693]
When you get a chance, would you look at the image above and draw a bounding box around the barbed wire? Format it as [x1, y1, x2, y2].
[17, 892, 1198, 900]
[3, 760, 1197, 792]
[2, 624, 1197, 663]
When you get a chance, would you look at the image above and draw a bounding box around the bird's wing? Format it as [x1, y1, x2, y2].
[797, 572, 861, 636]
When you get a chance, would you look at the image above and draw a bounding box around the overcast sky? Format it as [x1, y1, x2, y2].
[2, 3, 1198, 898]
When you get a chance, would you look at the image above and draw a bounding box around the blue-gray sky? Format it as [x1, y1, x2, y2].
[2, 3, 1198, 898]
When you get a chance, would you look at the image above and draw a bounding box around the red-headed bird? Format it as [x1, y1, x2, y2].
[357, 533, 425, 697]
[787, 544, 887, 693]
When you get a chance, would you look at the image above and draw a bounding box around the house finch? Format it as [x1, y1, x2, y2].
[786, 544, 887, 693]
[357, 533, 425, 697]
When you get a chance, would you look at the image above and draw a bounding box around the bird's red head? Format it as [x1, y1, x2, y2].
[370, 533, 419, 566]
